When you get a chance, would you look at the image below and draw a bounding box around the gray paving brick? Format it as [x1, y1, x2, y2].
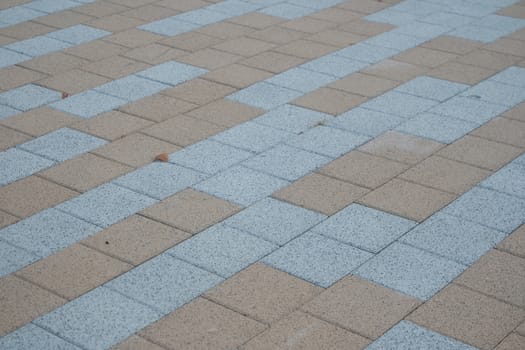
[0, 240, 38, 277]
[480, 162, 525, 199]
[286, 125, 370, 158]
[95, 75, 169, 102]
[263, 232, 372, 287]
[460, 80, 525, 107]
[168, 223, 277, 278]
[46, 24, 110, 45]
[401, 212, 505, 265]
[0, 48, 31, 69]
[0, 208, 100, 258]
[227, 82, 303, 110]
[0, 104, 20, 120]
[360, 91, 439, 119]
[367, 321, 478, 350]
[136, 61, 207, 86]
[223, 197, 326, 245]
[365, 9, 419, 26]
[396, 77, 469, 102]
[169, 140, 252, 175]
[391, 22, 450, 39]
[364, 32, 426, 52]
[514, 153, 525, 166]
[0, 148, 54, 186]
[266, 68, 336, 93]
[355, 242, 466, 300]
[0, 324, 82, 350]
[253, 104, 334, 134]
[24, 0, 80, 14]
[420, 11, 475, 28]
[329, 107, 404, 137]
[18, 128, 107, 162]
[194, 165, 289, 206]
[489, 67, 525, 88]
[113, 162, 207, 200]
[139, 17, 198, 36]
[335, 43, 398, 64]
[56, 183, 158, 228]
[106, 254, 223, 315]
[395, 113, 476, 144]
[50, 90, 127, 118]
[0, 84, 60, 111]
[35, 286, 162, 350]
[0, 7, 45, 26]
[287, 0, 345, 10]
[389, 0, 445, 16]
[5, 36, 71, 57]
[212, 121, 293, 153]
[207, 0, 261, 15]
[243, 144, 331, 181]
[173, 8, 230, 25]
[449, 25, 507, 43]
[428, 96, 508, 125]
[312, 204, 417, 253]
[300, 55, 369, 78]
[259, 3, 316, 19]
[471, 14, 525, 33]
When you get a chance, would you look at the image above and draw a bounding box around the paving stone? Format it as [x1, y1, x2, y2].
[0, 84, 60, 111]
[50, 90, 127, 118]
[461, 80, 525, 107]
[429, 96, 509, 125]
[177, 48, 242, 70]
[212, 36, 276, 57]
[57, 183, 157, 228]
[168, 223, 277, 278]
[38, 68, 111, 95]
[0, 324, 81, 350]
[0, 211, 17, 229]
[300, 55, 368, 78]
[495, 333, 525, 350]
[481, 162, 525, 198]
[498, 224, 525, 259]
[263, 232, 372, 288]
[136, 60, 207, 86]
[81, 56, 149, 80]
[490, 66, 525, 87]
[393, 47, 458, 68]
[113, 162, 206, 200]
[429, 61, 496, 85]
[335, 42, 398, 63]
[187, 99, 264, 127]
[391, 21, 451, 39]
[241, 51, 305, 73]
[113, 335, 165, 350]
[0, 148, 54, 186]
[363, 59, 430, 83]
[5, 36, 71, 57]
[139, 17, 198, 36]
[365, 9, 419, 26]
[286, 125, 369, 158]
[0, 240, 38, 277]
[228, 82, 303, 110]
[472, 117, 525, 148]
[223, 197, 325, 246]
[442, 186, 525, 233]
[161, 78, 234, 105]
[207, 0, 261, 16]
[46, 24, 110, 44]
[360, 91, 439, 119]
[449, 25, 508, 43]
[174, 8, 230, 25]
[0, 104, 20, 120]
[211, 121, 293, 153]
[202, 63, 271, 89]
[35, 286, 162, 350]
[95, 75, 169, 102]
[120, 94, 196, 123]
[365, 32, 427, 52]
[396, 76, 469, 102]
[259, 3, 315, 19]
[19, 128, 106, 162]
[366, 321, 478, 350]
[312, 203, 416, 253]
[422, 35, 482, 55]
[24, 0, 80, 14]
[356, 242, 466, 300]
[106, 254, 222, 314]
[1, 107, 78, 138]
[0, 125, 29, 151]
[71, 110, 152, 141]
[266, 67, 336, 93]
[0, 7, 46, 27]
[253, 104, 334, 134]
[243, 144, 331, 181]
[329, 107, 403, 137]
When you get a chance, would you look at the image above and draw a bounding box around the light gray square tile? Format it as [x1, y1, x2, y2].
[259, 3, 316, 19]
[266, 68, 336, 93]
[0, 148, 54, 186]
[263, 232, 372, 287]
[243, 144, 331, 181]
[449, 25, 507, 43]
[470, 14, 525, 33]
[167, 223, 277, 278]
[460, 80, 525, 107]
[94, 75, 169, 102]
[395, 113, 476, 144]
[490, 66, 525, 87]
[0, 208, 100, 258]
[173, 8, 230, 25]
[253, 104, 334, 134]
[335, 43, 398, 63]
[24, 0, 79, 14]
[300, 55, 369, 78]
[0, 84, 60, 111]
[389, 0, 445, 16]
[46, 24, 110, 45]
[227, 82, 303, 110]
[329, 107, 404, 137]
[35, 286, 162, 350]
[5, 36, 71, 57]
[169, 140, 253, 175]
[480, 162, 525, 199]
[420, 11, 475, 28]
[391, 21, 450, 39]
[136, 61, 207, 86]
[0, 324, 82, 350]
[396, 77, 469, 102]
[18, 128, 107, 162]
[0, 240, 38, 277]
[0, 48, 31, 69]
[113, 162, 207, 200]
[355, 242, 466, 300]
[50, 90, 127, 118]
[361, 91, 439, 118]
[428, 96, 508, 125]
[364, 32, 426, 52]
[194, 166, 289, 206]
[365, 9, 419, 26]
[0, 104, 21, 120]
[0, 7, 45, 26]
[312, 204, 417, 253]
[223, 197, 326, 245]
[105, 254, 223, 314]
[56, 183, 158, 228]
[138, 17, 198, 36]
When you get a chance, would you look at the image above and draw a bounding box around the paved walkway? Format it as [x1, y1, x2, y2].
[1, 0, 525, 349]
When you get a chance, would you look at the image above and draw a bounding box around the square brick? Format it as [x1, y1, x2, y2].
[50, 90, 127, 119]
[241, 51, 305, 73]
[423, 35, 482, 55]
[94, 75, 169, 102]
[299, 55, 368, 78]
[275, 39, 338, 59]
[456, 49, 522, 71]
[429, 62, 496, 85]
[141, 189, 241, 234]
[460, 80, 525, 107]
[1, 107, 77, 137]
[472, 117, 525, 148]
[82, 55, 150, 79]
[103, 28, 163, 48]
[227, 81, 302, 110]
[328, 72, 399, 97]
[71, 110, 152, 141]
[113, 335, 165, 350]
[0, 65, 47, 90]
[136, 60, 207, 86]
[0, 148, 53, 186]
[248, 26, 305, 45]
[5, 36, 70, 57]
[0, 210, 18, 229]
[430, 96, 508, 126]
[198, 22, 254, 40]
[259, 3, 315, 19]
[202, 64, 271, 88]
[362, 59, 428, 82]
[64, 40, 127, 62]
[498, 224, 525, 258]
[329, 107, 404, 137]
[122, 44, 186, 65]
[292, 88, 367, 115]
[0, 47, 30, 68]
[397, 76, 469, 102]
[120, 94, 196, 123]
[38, 68, 110, 95]
[393, 47, 458, 68]
[253, 104, 333, 134]
[162, 78, 235, 105]
[0, 84, 60, 111]
[0, 324, 80, 350]
[360, 91, 438, 119]
[213, 36, 275, 57]
[46, 24, 110, 45]
[490, 66, 525, 88]
[303, 276, 420, 339]
[177, 48, 242, 69]
[481, 162, 525, 198]
[187, 98, 264, 127]
[139, 17, 198, 36]
[0, 125, 30, 151]
[266, 67, 336, 93]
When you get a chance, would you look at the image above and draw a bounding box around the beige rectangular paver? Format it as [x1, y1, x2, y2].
[0, 66, 47, 90]
[1, 107, 80, 137]
[82, 56, 150, 79]
[504, 101, 525, 122]
[292, 88, 367, 115]
[328, 72, 398, 97]
[274, 39, 338, 59]
[38, 69, 111, 95]
[65, 40, 128, 62]
[187, 99, 264, 127]
[19, 52, 89, 76]
[228, 13, 284, 30]
[248, 26, 306, 45]
[161, 78, 236, 105]
[202, 64, 272, 88]
[34, 10, 95, 29]
[119, 95, 197, 123]
[309, 8, 362, 24]
[112, 335, 166, 350]
[161, 32, 221, 52]
[338, 19, 394, 37]
[87, 14, 145, 32]
[471, 117, 525, 148]
[279, 17, 336, 34]
[308, 29, 366, 48]
[177, 48, 242, 69]
[422, 36, 482, 55]
[495, 333, 525, 350]
[213, 37, 276, 57]
[198, 22, 255, 40]
[0, 210, 18, 229]
[393, 47, 458, 68]
[428, 61, 496, 85]
[498, 224, 525, 259]
[240, 51, 306, 73]
[484, 38, 525, 57]
[363, 59, 429, 82]
[0, 125, 31, 151]
[122, 44, 186, 65]
[454, 49, 522, 70]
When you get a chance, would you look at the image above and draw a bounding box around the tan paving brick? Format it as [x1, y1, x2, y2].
[338, 19, 394, 37]
[504, 101, 525, 122]
[202, 64, 272, 88]
[0, 21, 55, 40]
[141, 189, 241, 234]
[292, 88, 367, 115]
[422, 36, 482, 55]
[437, 135, 523, 171]
[309, 8, 362, 24]
[484, 38, 525, 57]
[213, 37, 276, 57]
[39, 153, 132, 192]
[303, 276, 420, 339]
[495, 333, 525, 350]
[498, 4, 525, 18]
[358, 178, 455, 221]
[142, 114, 225, 147]
[248, 26, 305, 45]
[122, 43, 186, 65]
[0, 0, 27, 10]
[109, 0, 164, 7]
[65, 40, 128, 62]
[275, 39, 338, 59]
[34, 10, 95, 28]
[121, 4, 178, 22]
[120, 94, 197, 123]
[393, 47, 458, 68]
[88, 14, 145, 32]
[82, 56, 150, 79]
[455, 250, 525, 308]
[206, 263, 322, 324]
[0, 176, 78, 218]
[428, 61, 496, 85]
[19, 52, 89, 76]
[240, 311, 369, 350]
[103, 29, 163, 48]
[228, 13, 284, 29]
[519, 321, 525, 336]
[92, 133, 180, 167]
[0, 125, 31, 151]
[337, 0, 390, 14]
[240, 51, 306, 73]
[507, 27, 525, 42]
[328, 72, 398, 97]
[177, 48, 242, 69]
[17, 244, 131, 300]
[187, 99, 264, 127]
[72, 1, 128, 17]
[408, 284, 525, 350]
[38, 69, 111, 95]
[0, 66, 47, 91]
[471, 117, 525, 148]
[273, 173, 369, 215]
[0, 275, 66, 336]
[112, 335, 166, 350]
[1, 107, 79, 137]
[156, 0, 209, 11]
[454, 49, 522, 70]
[161, 32, 221, 52]
[319, 150, 409, 189]
[162, 78, 235, 105]
[359, 131, 443, 165]
[82, 215, 189, 266]
[0, 210, 18, 229]
[198, 22, 254, 40]
[498, 225, 525, 259]
[280, 17, 336, 34]
[308, 29, 365, 48]
[140, 297, 266, 350]
[363, 59, 429, 82]
[0, 34, 15, 46]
